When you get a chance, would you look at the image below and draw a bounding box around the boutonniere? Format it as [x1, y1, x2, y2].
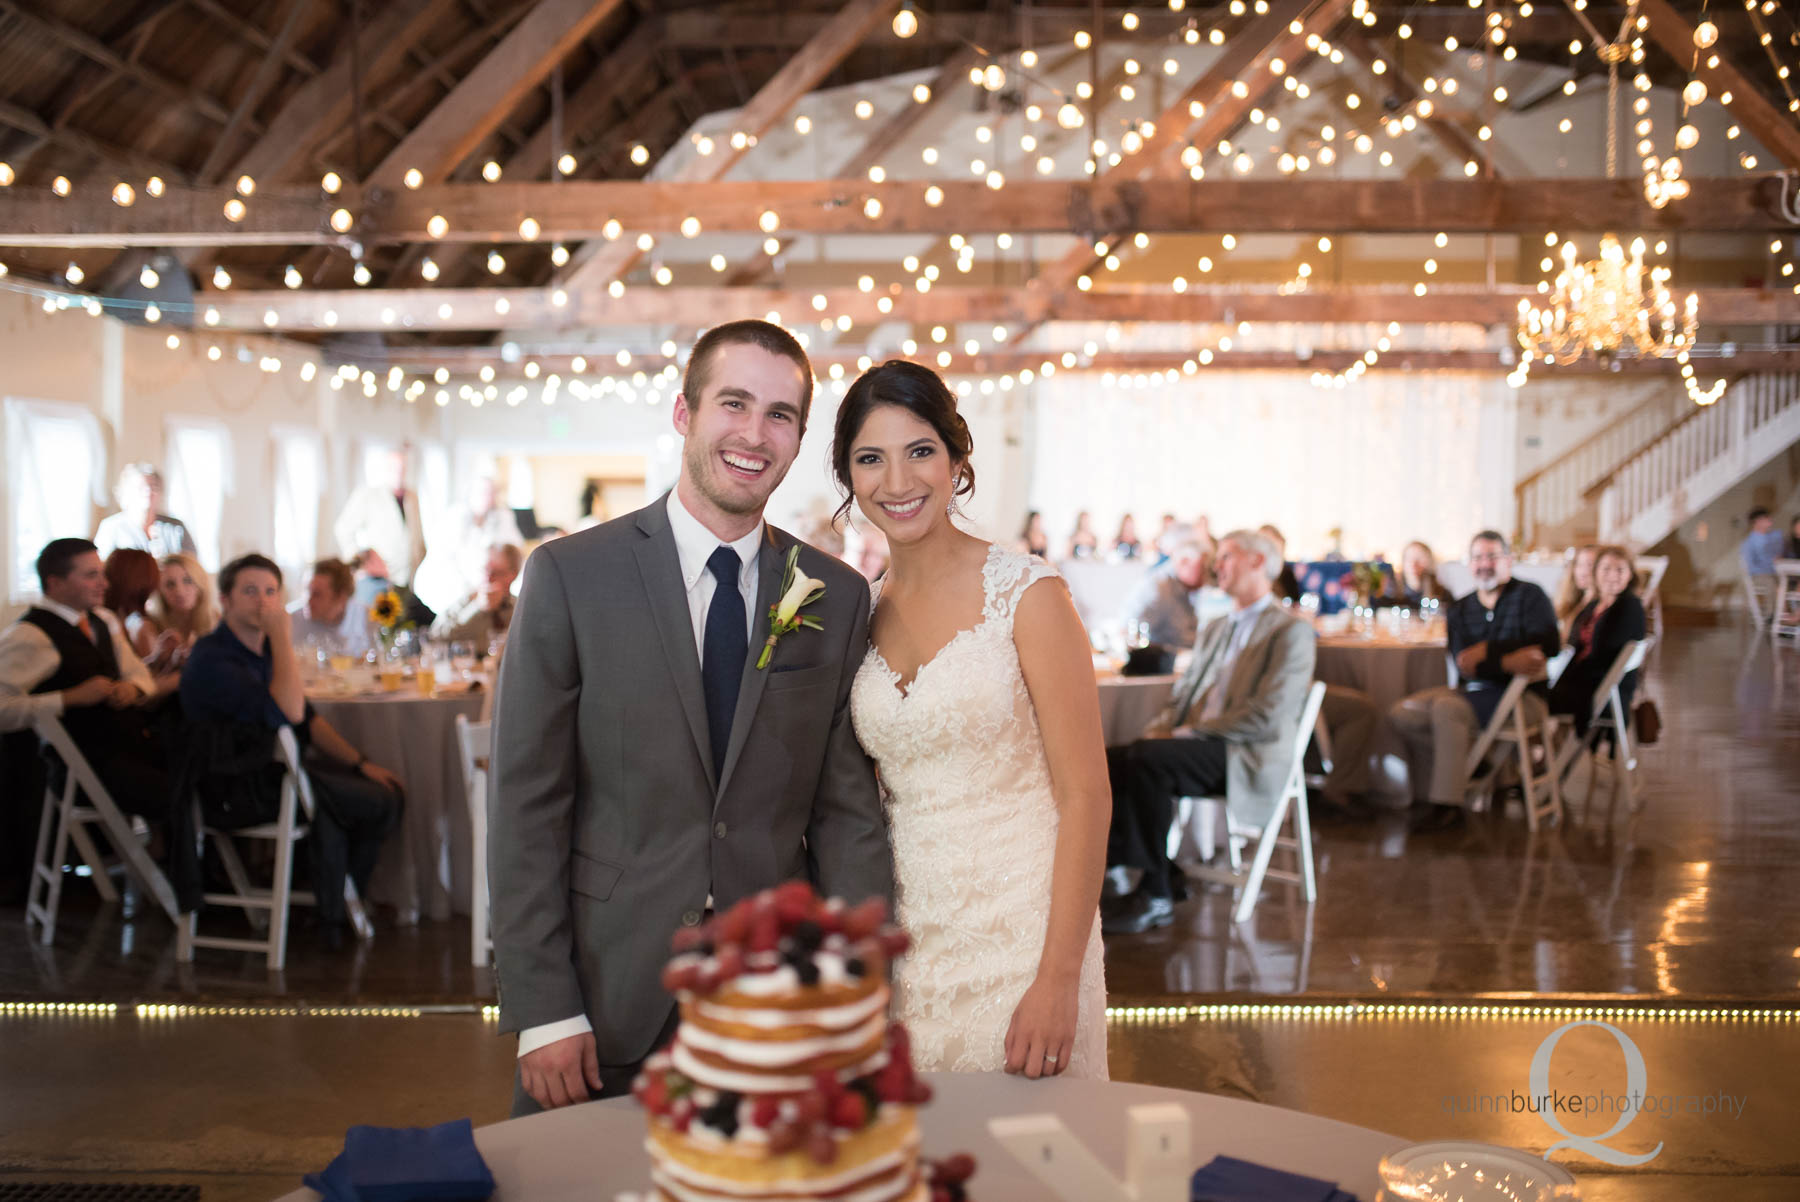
[757, 546, 826, 669]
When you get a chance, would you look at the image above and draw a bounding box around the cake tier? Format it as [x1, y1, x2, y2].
[648, 1109, 923, 1202]
[674, 980, 891, 1091]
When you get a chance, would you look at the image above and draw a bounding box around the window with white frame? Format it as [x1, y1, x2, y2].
[4, 399, 106, 603]
[271, 427, 325, 581]
[164, 419, 233, 571]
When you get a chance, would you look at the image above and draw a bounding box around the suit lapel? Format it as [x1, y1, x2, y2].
[1220, 607, 1280, 707]
[1177, 619, 1229, 718]
[716, 527, 784, 801]
[633, 499, 717, 794]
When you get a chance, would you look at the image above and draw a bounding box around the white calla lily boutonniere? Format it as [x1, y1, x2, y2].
[758, 545, 827, 669]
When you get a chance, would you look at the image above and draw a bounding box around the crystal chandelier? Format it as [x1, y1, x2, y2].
[1516, 234, 1697, 366]
[1515, 18, 1698, 370]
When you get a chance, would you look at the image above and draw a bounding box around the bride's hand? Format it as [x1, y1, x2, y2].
[1003, 972, 1079, 1078]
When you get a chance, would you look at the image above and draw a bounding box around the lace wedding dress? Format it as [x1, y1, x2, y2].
[851, 543, 1108, 1077]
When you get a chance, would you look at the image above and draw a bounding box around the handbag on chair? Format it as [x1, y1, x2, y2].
[1633, 698, 1661, 745]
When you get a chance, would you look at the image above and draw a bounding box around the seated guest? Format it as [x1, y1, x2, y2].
[1066, 511, 1100, 560]
[289, 558, 373, 657]
[0, 538, 171, 821]
[1741, 507, 1785, 586]
[1103, 530, 1317, 933]
[1548, 545, 1645, 736]
[1121, 539, 1210, 649]
[1017, 510, 1050, 559]
[1259, 524, 1302, 603]
[1389, 531, 1561, 830]
[1553, 545, 1597, 635]
[93, 463, 198, 560]
[430, 544, 522, 644]
[1386, 540, 1449, 608]
[351, 548, 434, 629]
[1112, 513, 1142, 561]
[103, 549, 180, 690]
[181, 554, 402, 936]
[1150, 513, 1181, 565]
[143, 553, 218, 669]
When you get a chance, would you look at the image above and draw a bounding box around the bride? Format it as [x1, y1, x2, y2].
[836, 360, 1111, 1079]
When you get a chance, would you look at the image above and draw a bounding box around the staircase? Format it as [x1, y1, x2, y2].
[1514, 390, 1688, 549]
[1595, 372, 1800, 549]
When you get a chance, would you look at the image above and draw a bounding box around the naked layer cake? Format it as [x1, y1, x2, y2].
[633, 881, 974, 1202]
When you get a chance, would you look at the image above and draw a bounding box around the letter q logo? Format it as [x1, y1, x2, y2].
[1529, 1021, 1664, 1166]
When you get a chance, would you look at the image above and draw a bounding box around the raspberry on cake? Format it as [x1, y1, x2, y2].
[632, 882, 970, 1202]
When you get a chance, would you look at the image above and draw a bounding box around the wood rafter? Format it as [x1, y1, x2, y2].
[558, 0, 904, 294]
[1339, 30, 1496, 176]
[6, 178, 1792, 248]
[1635, 0, 1800, 172]
[364, 0, 629, 191]
[183, 284, 1797, 332]
[194, 0, 312, 186]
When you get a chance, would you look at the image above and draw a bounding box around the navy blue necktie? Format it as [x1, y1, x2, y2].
[702, 546, 747, 775]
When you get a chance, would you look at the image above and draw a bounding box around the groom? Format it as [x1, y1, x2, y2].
[489, 320, 893, 1114]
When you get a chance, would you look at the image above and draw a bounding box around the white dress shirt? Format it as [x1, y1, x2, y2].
[516, 490, 763, 1060]
[0, 599, 156, 732]
[93, 511, 198, 560]
[1194, 593, 1274, 725]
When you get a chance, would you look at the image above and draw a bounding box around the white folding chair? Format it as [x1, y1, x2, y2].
[455, 715, 493, 967]
[177, 726, 373, 970]
[1171, 681, 1326, 924]
[25, 715, 180, 946]
[1633, 556, 1669, 642]
[1742, 563, 1773, 630]
[1771, 559, 1800, 642]
[1557, 638, 1652, 815]
[1463, 675, 1562, 832]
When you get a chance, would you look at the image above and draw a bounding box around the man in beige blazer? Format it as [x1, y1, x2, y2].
[1102, 528, 1316, 933]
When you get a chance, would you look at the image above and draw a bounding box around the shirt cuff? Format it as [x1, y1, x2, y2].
[516, 1014, 592, 1058]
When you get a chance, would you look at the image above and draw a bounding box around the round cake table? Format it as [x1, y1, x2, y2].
[275, 1072, 1408, 1202]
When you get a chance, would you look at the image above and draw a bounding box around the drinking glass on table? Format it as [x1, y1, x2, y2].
[450, 641, 477, 679]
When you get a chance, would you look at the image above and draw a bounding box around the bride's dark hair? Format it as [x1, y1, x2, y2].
[830, 360, 976, 523]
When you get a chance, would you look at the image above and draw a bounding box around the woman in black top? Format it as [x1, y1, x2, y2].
[1548, 545, 1645, 736]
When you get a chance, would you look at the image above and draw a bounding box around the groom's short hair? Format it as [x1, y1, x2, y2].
[683, 320, 815, 427]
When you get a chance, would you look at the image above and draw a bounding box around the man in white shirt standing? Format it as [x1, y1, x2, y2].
[92, 463, 198, 560]
[488, 320, 892, 1115]
[1102, 529, 1317, 934]
[333, 445, 427, 588]
[0, 538, 170, 821]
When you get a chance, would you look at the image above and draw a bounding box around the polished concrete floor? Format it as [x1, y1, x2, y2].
[1, 623, 1795, 1198]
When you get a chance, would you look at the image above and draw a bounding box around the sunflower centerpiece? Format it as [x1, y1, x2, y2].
[368, 589, 417, 661]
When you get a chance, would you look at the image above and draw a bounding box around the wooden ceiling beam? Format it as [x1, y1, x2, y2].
[1635, 0, 1800, 172]
[5, 177, 1792, 247]
[1339, 30, 1496, 176]
[180, 285, 1797, 332]
[558, 0, 904, 294]
[194, 0, 312, 186]
[0, 0, 236, 126]
[365, 0, 630, 191]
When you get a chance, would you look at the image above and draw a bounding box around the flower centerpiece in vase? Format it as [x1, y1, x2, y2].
[368, 589, 417, 662]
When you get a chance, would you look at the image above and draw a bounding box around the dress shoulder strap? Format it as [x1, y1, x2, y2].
[983, 545, 1062, 626]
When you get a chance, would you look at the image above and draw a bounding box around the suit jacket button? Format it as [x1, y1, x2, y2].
[714, 821, 728, 839]
[681, 909, 702, 927]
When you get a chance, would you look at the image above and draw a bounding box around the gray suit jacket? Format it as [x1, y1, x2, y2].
[1149, 602, 1317, 825]
[488, 495, 894, 1065]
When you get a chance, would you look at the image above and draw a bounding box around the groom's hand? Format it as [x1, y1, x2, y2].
[521, 1032, 603, 1109]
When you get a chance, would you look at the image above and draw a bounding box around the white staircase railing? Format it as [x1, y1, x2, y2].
[1597, 373, 1800, 550]
[1514, 390, 1687, 548]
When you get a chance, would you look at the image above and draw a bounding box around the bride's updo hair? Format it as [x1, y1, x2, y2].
[831, 360, 976, 522]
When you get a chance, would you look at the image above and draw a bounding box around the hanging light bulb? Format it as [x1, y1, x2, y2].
[212, 266, 231, 289]
[0, 162, 13, 186]
[550, 243, 570, 267]
[284, 264, 302, 289]
[65, 261, 85, 285]
[557, 153, 577, 175]
[139, 264, 160, 289]
[421, 257, 440, 281]
[320, 171, 342, 193]
[403, 168, 424, 189]
[353, 262, 372, 285]
[111, 182, 135, 207]
[1057, 103, 1084, 129]
[892, 3, 918, 38]
[487, 251, 506, 275]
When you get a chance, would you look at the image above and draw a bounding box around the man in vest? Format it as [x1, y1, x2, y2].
[0, 538, 171, 820]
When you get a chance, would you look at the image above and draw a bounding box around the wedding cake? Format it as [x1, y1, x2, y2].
[633, 881, 975, 1202]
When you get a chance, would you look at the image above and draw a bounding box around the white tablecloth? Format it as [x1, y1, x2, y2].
[1314, 638, 1451, 715]
[274, 1073, 1408, 1202]
[310, 689, 487, 924]
[1097, 674, 1176, 746]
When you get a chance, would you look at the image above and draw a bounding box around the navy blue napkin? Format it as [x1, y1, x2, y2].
[1191, 1154, 1357, 1202]
[304, 1118, 495, 1202]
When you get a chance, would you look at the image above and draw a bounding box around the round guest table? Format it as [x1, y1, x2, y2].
[1313, 636, 1450, 716]
[275, 1073, 1409, 1202]
[308, 684, 487, 924]
[1096, 673, 1176, 746]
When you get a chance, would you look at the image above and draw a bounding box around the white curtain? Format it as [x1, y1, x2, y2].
[1028, 371, 1514, 563]
[4, 398, 106, 602]
[164, 419, 234, 571]
[271, 427, 325, 582]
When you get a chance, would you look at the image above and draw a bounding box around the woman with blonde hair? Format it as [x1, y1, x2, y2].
[143, 553, 219, 667]
[1554, 544, 1598, 635]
